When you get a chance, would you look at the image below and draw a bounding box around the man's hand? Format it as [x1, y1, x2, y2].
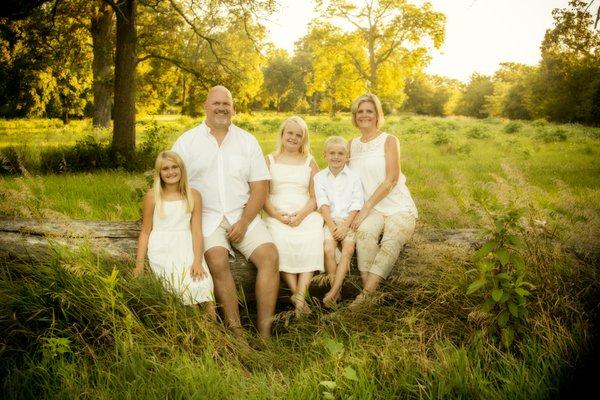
[228, 219, 249, 243]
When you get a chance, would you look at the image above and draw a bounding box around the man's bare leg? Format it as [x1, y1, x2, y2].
[249, 243, 279, 338]
[204, 246, 243, 336]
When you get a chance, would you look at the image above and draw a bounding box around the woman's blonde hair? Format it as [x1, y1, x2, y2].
[152, 151, 194, 218]
[350, 93, 385, 129]
[273, 116, 311, 156]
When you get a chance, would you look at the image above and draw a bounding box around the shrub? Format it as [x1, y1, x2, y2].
[467, 126, 491, 139]
[432, 132, 450, 146]
[136, 122, 168, 170]
[504, 121, 522, 134]
[531, 118, 548, 128]
[0, 147, 24, 175]
[536, 128, 568, 143]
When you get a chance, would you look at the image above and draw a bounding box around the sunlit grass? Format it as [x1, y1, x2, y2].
[0, 114, 598, 398]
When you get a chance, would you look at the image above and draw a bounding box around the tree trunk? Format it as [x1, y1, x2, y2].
[91, 1, 114, 129]
[0, 216, 489, 301]
[180, 74, 186, 115]
[111, 0, 137, 164]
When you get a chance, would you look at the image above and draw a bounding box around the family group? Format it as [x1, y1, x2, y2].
[134, 85, 418, 338]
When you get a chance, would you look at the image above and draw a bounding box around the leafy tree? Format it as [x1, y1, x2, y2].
[536, 0, 600, 125]
[317, 0, 445, 107]
[485, 63, 536, 120]
[298, 23, 365, 116]
[260, 49, 307, 111]
[455, 73, 493, 118]
[403, 73, 461, 116]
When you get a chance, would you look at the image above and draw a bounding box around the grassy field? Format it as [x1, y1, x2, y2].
[1, 114, 599, 398]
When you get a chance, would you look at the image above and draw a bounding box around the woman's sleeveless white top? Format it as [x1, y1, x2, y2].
[349, 132, 418, 217]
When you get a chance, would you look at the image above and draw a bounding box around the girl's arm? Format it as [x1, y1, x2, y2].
[262, 155, 288, 223]
[190, 189, 207, 280]
[350, 135, 400, 230]
[134, 190, 155, 276]
[289, 159, 319, 227]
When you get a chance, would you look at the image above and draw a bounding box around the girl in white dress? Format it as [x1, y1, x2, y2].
[135, 151, 215, 314]
[264, 116, 324, 316]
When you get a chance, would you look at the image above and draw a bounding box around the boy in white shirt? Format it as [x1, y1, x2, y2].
[314, 136, 364, 307]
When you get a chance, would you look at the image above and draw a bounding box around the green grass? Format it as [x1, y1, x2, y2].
[0, 114, 599, 398]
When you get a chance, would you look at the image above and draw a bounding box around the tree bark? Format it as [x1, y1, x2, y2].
[0, 216, 487, 301]
[91, 1, 114, 128]
[111, 0, 137, 163]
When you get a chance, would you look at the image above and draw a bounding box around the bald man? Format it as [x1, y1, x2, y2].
[172, 86, 279, 338]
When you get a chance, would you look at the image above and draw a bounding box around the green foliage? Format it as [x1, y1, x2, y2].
[466, 126, 491, 139]
[432, 131, 451, 146]
[455, 74, 494, 118]
[535, 128, 568, 143]
[503, 121, 522, 134]
[466, 207, 534, 349]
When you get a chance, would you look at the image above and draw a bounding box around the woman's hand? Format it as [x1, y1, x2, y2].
[288, 212, 304, 227]
[191, 259, 206, 281]
[350, 208, 370, 231]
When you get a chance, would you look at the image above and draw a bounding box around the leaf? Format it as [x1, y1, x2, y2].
[324, 338, 344, 356]
[498, 310, 510, 327]
[501, 327, 515, 348]
[323, 392, 335, 400]
[495, 272, 510, 281]
[473, 240, 496, 261]
[482, 298, 496, 313]
[507, 235, 524, 249]
[511, 253, 525, 271]
[515, 288, 530, 297]
[492, 289, 504, 302]
[320, 381, 337, 390]
[344, 366, 359, 381]
[465, 268, 478, 275]
[496, 248, 510, 266]
[467, 279, 487, 295]
[508, 302, 519, 317]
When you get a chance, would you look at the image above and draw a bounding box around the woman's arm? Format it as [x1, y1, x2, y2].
[190, 189, 207, 280]
[289, 159, 319, 227]
[350, 135, 400, 230]
[134, 190, 155, 276]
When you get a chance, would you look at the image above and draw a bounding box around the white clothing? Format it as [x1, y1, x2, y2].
[349, 132, 418, 217]
[147, 200, 214, 304]
[313, 165, 364, 220]
[264, 154, 324, 273]
[172, 122, 271, 237]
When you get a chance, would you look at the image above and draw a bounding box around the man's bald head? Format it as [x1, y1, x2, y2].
[204, 85, 234, 133]
[206, 85, 233, 104]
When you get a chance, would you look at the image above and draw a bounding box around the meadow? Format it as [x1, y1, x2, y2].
[0, 114, 599, 398]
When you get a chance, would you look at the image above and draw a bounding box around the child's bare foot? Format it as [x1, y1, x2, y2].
[292, 294, 312, 317]
[348, 292, 366, 312]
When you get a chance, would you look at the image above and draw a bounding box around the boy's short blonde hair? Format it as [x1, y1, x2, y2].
[323, 136, 348, 152]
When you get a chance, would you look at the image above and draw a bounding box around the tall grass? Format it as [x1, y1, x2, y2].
[1, 114, 599, 398]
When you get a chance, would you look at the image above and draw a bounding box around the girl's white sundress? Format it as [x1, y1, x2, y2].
[265, 154, 324, 273]
[147, 199, 214, 304]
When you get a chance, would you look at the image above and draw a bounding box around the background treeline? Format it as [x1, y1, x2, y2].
[1, 0, 599, 125]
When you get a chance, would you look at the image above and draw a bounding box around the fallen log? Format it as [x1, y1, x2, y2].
[0, 216, 483, 301]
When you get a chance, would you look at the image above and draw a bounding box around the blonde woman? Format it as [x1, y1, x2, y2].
[348, 94, 418, 309]
[264, 116, 324, 316]
[135, 151, 214, 311]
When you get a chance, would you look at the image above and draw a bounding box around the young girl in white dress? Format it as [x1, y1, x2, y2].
[135, 151, 215, 314]
[264, 116, 324, 316]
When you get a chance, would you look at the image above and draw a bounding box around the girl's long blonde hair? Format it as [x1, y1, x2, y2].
[273, 116, 311, 157]
[152, 151, 194, 218]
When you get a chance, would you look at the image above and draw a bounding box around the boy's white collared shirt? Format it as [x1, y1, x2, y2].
[314, 165, 364, 220]
[172, 121, 270, 237]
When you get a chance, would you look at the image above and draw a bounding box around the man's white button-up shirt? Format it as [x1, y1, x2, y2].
[172, 122, 270, 237]
[313, 165, 364, 220]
